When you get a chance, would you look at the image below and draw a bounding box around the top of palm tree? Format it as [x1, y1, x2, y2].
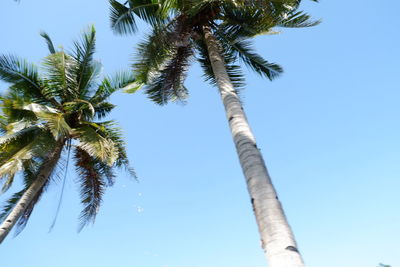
[0, 26, 136, 233]
[109, 0, 319, 104]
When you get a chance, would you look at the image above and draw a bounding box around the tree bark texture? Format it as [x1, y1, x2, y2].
[0, 139, 65, 244]
[203, 26, 305, 267]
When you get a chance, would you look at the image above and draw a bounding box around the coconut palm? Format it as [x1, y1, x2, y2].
[0, 26, 135, 243]
[109, 1, 318, 266]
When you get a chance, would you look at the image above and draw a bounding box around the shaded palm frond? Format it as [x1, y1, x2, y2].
[133, 23, 176, 84]
[0, 114, 6, 135]
[74, 147, 108, 231]
[219, 5, 277, 38]
[110, 0, 168, 35]
[0, 190, 23, 223]
[222, 37, 283, 80]
[278, 10, 320, 28]
[145, 45, 193, 105]
[93, 102, 116, 120]
[63, 99, 96, 120]
[40, 32, 57, 54]
[110, 0, 138, 34]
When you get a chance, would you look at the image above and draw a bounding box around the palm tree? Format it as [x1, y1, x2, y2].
[109, 1, 318, 266]
[0, 26, 135, 243]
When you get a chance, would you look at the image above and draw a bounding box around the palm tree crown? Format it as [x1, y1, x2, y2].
[0, 26, 135, 237]
[109, 0, 318, 104]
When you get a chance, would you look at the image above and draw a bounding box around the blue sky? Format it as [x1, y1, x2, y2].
[0, 1, 399, 267]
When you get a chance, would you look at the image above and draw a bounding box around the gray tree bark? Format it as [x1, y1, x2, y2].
[203, 26, 305, 267]
[0, 140, 65, 244]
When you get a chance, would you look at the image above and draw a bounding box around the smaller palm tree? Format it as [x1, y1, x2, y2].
[0, 26, 135, 243]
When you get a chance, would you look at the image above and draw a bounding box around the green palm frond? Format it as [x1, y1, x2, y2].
[74, 125, 119, 166]
[40, 32, 57, 54]
[110, 0, 167, 35]
[0, 174, 15, 194]
[63, 99, 96, 120]
[93, 102, 116, 120]
[91, 71, 137, 104]
[90, 121, 135, 176]
[224, 38, 282, 80]
[218, 5, 278, 38]
[42, 52, 77, 102]
[278, 11, 320, 28]
[0, 190, 23, 223]
[110, 0, 138, 34]
[133, 23, 175, 84]
[39, 112, 72, 139]
[0, 55, 47, 104]
[16, 102, 71, 139]
[145, 45, 193, 105]
[0, 129, 55, 181]
[71, 26, 100, 98]
[0, 124, 39, 147]
[0, 94, 39, 123]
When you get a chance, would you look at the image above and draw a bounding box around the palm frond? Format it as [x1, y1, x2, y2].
[0, 129, 55, 181]
[224, 38, 282, 80]
[278, 11, 320, 28]
[42, 52, 77, 102]
[74, 147, 108, 231]
[0, 55, 47, 103]
[17, 102, 72, 139]
[100, 121, 136, 177]
[71, 26, 100, 98]
[145, 45, 193, 105]
[39, 112, 72, 140]
[110, 0, 138, 35]
[110, 0, 166, 35]
[40, 32, 56, 54]
[63, 99, 96, 120]
[93, 102, 116, 120]
[74, 125, 118, 166]
[91, 71, 137, 104]
[219, 5, 277, 38]
[133, 23, 175, 84]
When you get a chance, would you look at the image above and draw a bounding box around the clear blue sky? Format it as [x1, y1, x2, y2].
[0, 1, 399, 266]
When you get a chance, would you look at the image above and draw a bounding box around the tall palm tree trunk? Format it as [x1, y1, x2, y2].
[0, 140, 65, 244]
[203, 26, 305, 267]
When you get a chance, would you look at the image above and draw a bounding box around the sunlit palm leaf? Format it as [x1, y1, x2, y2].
[74, 125, 119, 166]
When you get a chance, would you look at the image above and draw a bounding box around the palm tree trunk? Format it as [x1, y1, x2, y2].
[203, 26, 305, 267]
[0, 139, 65, 244]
